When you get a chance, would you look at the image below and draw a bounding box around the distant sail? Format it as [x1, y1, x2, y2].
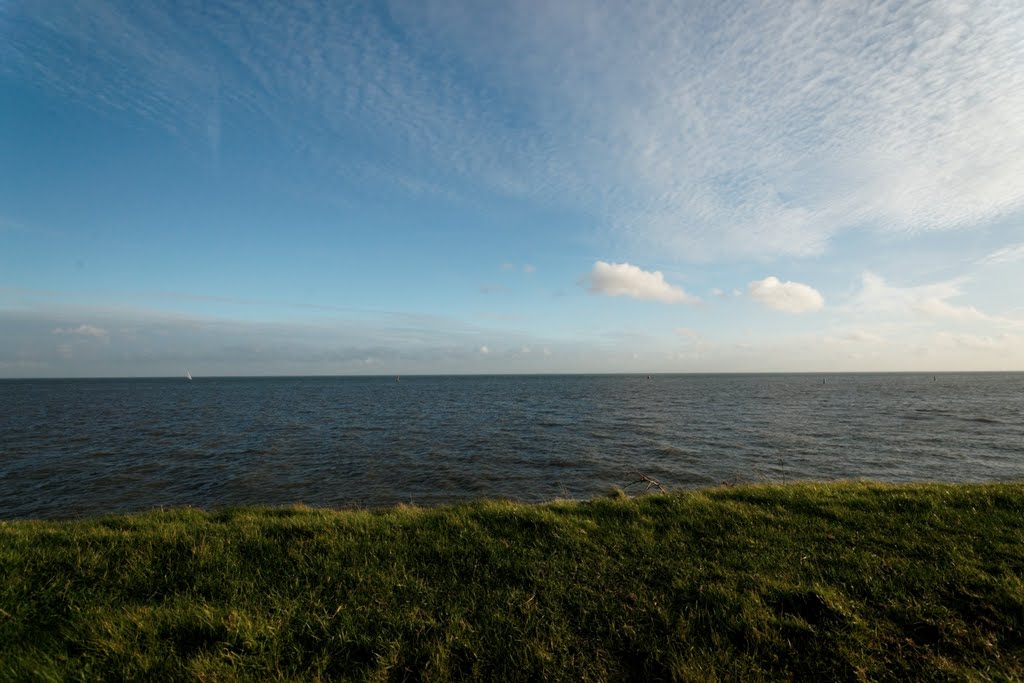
[186, 370, 192, 381]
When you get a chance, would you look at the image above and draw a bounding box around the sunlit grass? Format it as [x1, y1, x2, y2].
[2, 482, 1022, 680]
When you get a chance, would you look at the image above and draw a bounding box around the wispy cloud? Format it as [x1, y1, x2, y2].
[852, 272, 973, 320]
[933, 331, 1024, 352]
[748, 277, 824, 313]
[4, 306, 601, 376]
[585, 261, 698, 304]
[849, 272, 1022, 327]
[842, 330, 886, 344]
[52, 324, 110, 339]
[0, 216, 69, 238]
[5, 1, 1021, 259]
[0, 1, 527, 198]
[500, 263, 535, 274]
[387, 0, 1024, 258]
[978, 242, 1024, 265]
[673, 327, 711, 356]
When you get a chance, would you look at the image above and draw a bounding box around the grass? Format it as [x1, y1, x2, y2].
[1, 482, 1023, 681]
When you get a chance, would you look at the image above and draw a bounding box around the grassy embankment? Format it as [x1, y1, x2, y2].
[1, 482, 1023, 680]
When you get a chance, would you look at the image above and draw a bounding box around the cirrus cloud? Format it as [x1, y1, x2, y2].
[748, 277, 824, 313]
[585, 261, 698, 304]
[8, 0, 1022, 261]
[977, 242, 1024, 265]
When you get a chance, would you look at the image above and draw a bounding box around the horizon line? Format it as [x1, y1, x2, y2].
[3, 370, 1022, 381]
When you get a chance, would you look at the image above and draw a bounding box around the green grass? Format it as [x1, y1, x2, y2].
[1, 482, 1023, 681]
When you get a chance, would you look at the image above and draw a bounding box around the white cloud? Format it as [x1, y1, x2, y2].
[499, 263, 535, 274]
[586, 261, 697, 304]
[7, 306, 600, 376]
[978, 242, 1024, 265]
[748, 277, 824, 313]
[843, 330, 886, 344]
[848, 272, 1014, 325]
[479, 284, 508, 294]
[915, 298, 986, 322]
[674, 327, 711, 356]
[52, 324, 109, 339]
[933, 331, 1022, 352]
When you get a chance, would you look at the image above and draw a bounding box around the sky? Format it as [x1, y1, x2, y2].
[2, 0, 1023, 377]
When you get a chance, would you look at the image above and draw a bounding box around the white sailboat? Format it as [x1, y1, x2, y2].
[186, 370, 192, 381]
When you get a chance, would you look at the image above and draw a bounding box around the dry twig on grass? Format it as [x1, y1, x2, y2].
[626, 472, 668, 494]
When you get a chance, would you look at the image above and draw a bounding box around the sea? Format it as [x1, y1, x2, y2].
[1, 373, 1021, 519]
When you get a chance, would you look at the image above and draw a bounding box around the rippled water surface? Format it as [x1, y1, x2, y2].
[1, 374, 1022, 518]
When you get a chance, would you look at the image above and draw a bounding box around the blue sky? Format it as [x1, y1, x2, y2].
[2, 0, 1023, 376]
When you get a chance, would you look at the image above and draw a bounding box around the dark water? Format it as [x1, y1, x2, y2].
[1, 374, 1022, 519]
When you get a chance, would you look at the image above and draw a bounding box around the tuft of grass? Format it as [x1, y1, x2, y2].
[1, 482, 1022, 680]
